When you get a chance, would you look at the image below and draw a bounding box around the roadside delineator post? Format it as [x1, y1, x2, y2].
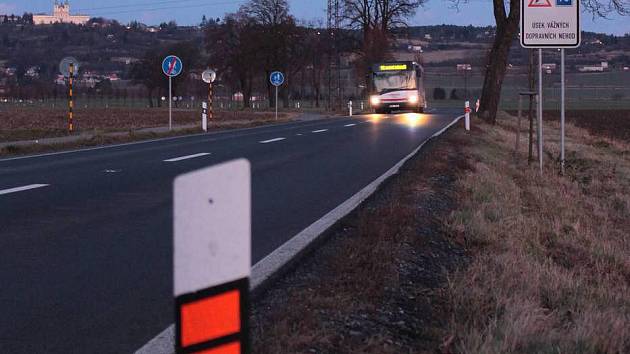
[464, 101, 471, 131]
[348, 100, 353, 117]
[174, 159, 251, 354]
[202, 102, 208, 132]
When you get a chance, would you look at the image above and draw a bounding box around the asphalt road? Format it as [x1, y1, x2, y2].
[0, 109, 460, 353]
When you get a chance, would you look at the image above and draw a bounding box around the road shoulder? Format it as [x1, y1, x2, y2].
[250, 120, 472, 353]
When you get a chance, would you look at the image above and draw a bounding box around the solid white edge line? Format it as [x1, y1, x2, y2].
[135, 115, 464, 354]
[0, 184, 50, 196]
[163, 153, 211, 162]
[259, 138, 286, 144]
[312, 129, 328, 133]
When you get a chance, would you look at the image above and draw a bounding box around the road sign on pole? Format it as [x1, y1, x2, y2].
[59, 57, 80, 78]
[60, 57, 80, 133]
[521, 0, 580, 175]
[163, 55, 183, 131]
[270, 71, 284, 121]
[521, 0, 580, 48]
[174, 159, 251, 354]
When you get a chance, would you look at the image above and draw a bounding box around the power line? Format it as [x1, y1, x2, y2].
[75, 0, 234, 12]
[86, 1, 246, 17]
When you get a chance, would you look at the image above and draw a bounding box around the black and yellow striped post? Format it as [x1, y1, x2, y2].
[68, 63, 74, 134]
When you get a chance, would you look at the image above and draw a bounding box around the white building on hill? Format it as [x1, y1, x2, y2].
[33, 1, 90, 25]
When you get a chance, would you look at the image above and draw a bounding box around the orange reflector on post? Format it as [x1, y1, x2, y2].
[175, 279, 249, 354]
[180, 290, 241, 347]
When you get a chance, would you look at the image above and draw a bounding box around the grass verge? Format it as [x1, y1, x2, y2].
[0, 107, 294, 142]
[444, 112, 630, 353]
[0, 118, 292, 157]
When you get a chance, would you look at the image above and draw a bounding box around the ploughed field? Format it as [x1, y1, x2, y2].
[508, 110, 630, 142]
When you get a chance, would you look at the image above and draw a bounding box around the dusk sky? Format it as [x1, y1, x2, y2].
[1, 0, 628, 35]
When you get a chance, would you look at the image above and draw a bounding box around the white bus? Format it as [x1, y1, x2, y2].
[369, 62, 427, 114]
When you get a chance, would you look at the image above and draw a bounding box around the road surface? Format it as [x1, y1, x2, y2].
[0, 109, 460, 353]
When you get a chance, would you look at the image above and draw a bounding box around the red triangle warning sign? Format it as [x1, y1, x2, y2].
[528, 0, 552, 7]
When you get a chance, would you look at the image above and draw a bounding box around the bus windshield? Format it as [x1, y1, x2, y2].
[373, 71, 417, 94]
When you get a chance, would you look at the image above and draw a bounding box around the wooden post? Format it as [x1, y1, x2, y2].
[516, 94, 522, 159]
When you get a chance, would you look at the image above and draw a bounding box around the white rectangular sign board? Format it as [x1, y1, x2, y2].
[521, 0, 580, 48]
[174, 159, 251, 297]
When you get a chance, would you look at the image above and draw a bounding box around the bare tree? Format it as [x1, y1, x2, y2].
[241, 0, 297, 107]
[206, 12, 262, 107]
[342, 0, 426, 82]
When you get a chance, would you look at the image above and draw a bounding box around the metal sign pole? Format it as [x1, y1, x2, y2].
[561, 48, 566, 175]
[275, 86, 278, 121]
[208, 83, 213, 121]
[169, 76, 173, 131]
[538, 49, 544, 174]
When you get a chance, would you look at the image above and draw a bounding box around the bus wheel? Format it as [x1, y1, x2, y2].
[415, 107, 425, 114]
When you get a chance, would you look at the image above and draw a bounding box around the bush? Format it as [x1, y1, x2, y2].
[450, 89, 464, 100]
[433, 87, 446, 100]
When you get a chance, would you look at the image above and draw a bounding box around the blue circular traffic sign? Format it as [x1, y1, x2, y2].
[270, 71, 285, 87]
[162, 55, 183, 78]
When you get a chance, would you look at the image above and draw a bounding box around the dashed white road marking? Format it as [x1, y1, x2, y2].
[259, 138, 286, 144]
[344, 124, 357, 127]
[164, 153, 211, 162]
[296, 133, 303, 136]
[103, 169, 122, 173]
[312, 129, 328, 133]
[0, 184, 50, 196]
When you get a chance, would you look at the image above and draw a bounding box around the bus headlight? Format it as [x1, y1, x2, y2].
[370, 96, 381, 106]
[408, 95, 419, 104]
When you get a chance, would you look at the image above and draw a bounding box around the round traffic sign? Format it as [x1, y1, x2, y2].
[59, 57, 80, 78]
[270, 71, 284, 87]
[162, 55, 183, 78]
[202, 69, 217, 84]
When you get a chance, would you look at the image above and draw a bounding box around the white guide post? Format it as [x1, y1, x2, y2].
[465, 100, 471, 131]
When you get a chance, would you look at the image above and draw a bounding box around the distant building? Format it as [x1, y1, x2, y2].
[0, 14, 20, 23]
[111, 57, 141, 65]
[33, 1, 90, 26]
[578, 62, 609, 73]
[578, 66, 605, 73]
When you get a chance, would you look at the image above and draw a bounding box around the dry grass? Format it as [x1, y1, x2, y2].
[445, 112, 630, 353]
[0, 118, 292, 157]
[0, 107, 292, 142]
